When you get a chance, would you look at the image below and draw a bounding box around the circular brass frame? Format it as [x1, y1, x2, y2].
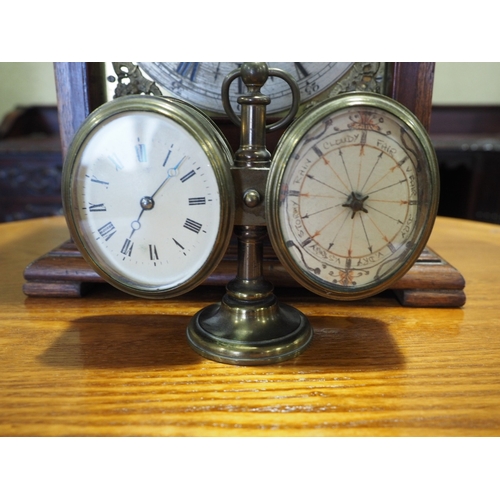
[266, 92, 440, 300]
[187, 301, 313, 366]
[62, 95, 235, 299]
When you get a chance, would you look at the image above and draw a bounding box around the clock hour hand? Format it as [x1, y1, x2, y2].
[128, 156, 187, 239]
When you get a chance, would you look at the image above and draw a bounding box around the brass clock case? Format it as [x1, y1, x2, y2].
[62, 94, 235, 299]
[266, 92, 440, 300]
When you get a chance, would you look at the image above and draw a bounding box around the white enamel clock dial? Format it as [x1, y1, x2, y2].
[266, 92, 439, 300]
[63, 95, 234, 298]
[136, 62, 354, 116]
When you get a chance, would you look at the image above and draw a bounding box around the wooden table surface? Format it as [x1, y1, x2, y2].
[1, 215, 500, 436]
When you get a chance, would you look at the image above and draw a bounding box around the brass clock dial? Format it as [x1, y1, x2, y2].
[62, 95, 235, 298]
[135, 62, 355, 115]
[266, 92, 439, 300]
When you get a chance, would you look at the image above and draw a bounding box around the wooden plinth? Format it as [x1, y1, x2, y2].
[23, 240, 466, 307]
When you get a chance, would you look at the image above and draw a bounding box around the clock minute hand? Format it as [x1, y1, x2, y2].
[151, 155, 187, 199]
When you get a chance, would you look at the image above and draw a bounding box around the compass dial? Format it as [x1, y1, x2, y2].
[266, 93, 439, 300]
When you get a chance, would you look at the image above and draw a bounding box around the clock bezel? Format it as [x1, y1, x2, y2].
[62, 94, 235, 299]
[265, 91, 440, 300]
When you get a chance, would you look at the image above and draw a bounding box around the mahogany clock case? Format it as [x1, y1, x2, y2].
[22, 62, 466, 307]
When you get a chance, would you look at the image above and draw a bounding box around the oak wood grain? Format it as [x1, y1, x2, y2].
[1, 216, 500, 436]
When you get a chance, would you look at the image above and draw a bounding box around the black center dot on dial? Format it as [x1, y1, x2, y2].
[140, 196, 155, 210]
[342, 192, 369, 219]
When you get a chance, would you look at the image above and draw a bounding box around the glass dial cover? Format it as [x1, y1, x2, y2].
[266, 92, 439, 300]
[63, 95, 234, 298]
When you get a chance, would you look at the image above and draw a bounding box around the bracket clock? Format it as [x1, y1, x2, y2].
[23, 62, 466, 365]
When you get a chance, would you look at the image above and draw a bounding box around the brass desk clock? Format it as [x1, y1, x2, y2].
[62, 62, 439, 365]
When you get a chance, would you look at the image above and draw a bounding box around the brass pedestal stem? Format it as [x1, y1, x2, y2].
[187, 62, 312, 365]
[187, 226, 312, 365]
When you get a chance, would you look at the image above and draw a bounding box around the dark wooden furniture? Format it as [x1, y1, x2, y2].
[54, 63, 107, 157]
[0, 106, 63, 222]
[430, 105, 500, 224]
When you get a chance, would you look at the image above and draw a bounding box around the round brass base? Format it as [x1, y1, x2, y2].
[186, 297, 313, 366]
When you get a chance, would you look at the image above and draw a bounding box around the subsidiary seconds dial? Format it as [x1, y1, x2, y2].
[266, 92, 439, 300]
[63, 95, 234, 298]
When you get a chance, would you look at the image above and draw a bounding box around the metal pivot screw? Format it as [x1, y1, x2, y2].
[243, 189, 261, 208]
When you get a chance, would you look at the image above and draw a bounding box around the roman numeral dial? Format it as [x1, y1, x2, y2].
[64, 95, 234, 298]
[136, 62, 357, 116]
